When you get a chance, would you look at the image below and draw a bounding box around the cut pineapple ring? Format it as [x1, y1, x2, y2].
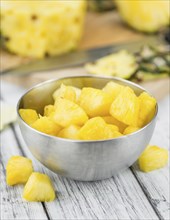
[6, 156, 33, 186]
[23, 172, 55, 202]
[138, 145, 168, 172]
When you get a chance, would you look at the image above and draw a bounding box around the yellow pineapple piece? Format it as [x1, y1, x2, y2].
[123, 126, 139, 135]
[102, 81, 124, 101]
[78, 117, 122, 140]
[23, 172, 55, 202]
[58, 125, 81, 140]
[138, 145, 169, 172]
[6, 156, 33, 186]
[138, 92, 157, 127]
[44, 105, 56, 117]
[107, 124, 119, 132]
[79, 87, 113, 117]
[53, 84, 76, 102]
[54, 98, 88, 127]
[110, 86, 139, 126]
[19, 109, 39, 125]
[102, 116, 127, 133]
[31, 116, 61, 136]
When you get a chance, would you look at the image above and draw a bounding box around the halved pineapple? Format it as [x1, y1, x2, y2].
[6, 156, 33, 186]
[54, 98, 88, 127]
[79, 87, 113, 117]
[123, 126, 139, 135]
[102, 81, 124, 101]
[58, 125, 81, 140]
[19, 109, 39, 125]
[102, 116, 127, 133]
[110, 86, 139, 126]
[78, 117, 122, 140]
[31, 116, 61, 136]
[138, 92, 157, 127]
[44, 105, 56, 117]
[23, 172, 55, 202]
[138, 145, 168, 172]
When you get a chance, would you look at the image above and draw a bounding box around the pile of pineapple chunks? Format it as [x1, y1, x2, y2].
[20, 81, 157, 140]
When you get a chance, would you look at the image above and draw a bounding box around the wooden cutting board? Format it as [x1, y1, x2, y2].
[1, 11, 169, 100]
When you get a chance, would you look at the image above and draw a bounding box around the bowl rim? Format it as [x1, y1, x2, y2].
[17, 75, 158, 143]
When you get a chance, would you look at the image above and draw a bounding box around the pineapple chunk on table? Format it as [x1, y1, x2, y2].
[54, 98, 88, 127]
[110, 87, 140, 126]
[23, 172, 55, 202]
[6, 156, 33, 186]
[58, 125, 81, 140]
[79, 87, 113, 117]
[19, 109, 39, 125]
[138, 145, 168, 172]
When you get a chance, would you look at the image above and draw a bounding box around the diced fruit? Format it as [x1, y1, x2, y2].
[54, 98, 88, 127]
[31, 116, 61, 136]
[102, 81, 124, 101]
[23, 172, 55, 202]
[110, 86, 139, 126]
[79, 87, 113, 117]
[123, 126, 139, 135]
[44, 105, 56, 117]
[102, 116, 127, 133]
[107, 124, 119, 132]
[138, 145, 168, 172]
[53, 84, 76, 102]
[78, 117, 122, 140]
[138, 92, 156, 127]
[6, 156, 33, 186]
[58, 125, 80, 140]
[19, 109, 39, 125]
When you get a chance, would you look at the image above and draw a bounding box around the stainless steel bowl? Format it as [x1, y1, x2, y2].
[17, 76, 157, 181]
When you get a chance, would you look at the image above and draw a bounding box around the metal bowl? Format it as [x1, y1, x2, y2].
[17, 76, 157, 181]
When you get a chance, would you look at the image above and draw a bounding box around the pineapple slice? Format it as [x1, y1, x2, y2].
[23, 172, 55, 202]
[123, 126, 139, 135]
[102, 116, 127, 133]
[6, 156, 33, 186]
[44, 105, 56, 117]
[79, 87, 113, 117]
[53, 84, 77, 102]
[58, 125, 81, 140]
[110, 86, 139, 126]
[31, 116, 61, 136]
[78, 117, 122, 140]
[138, 145, 168, 172]
[138, 92, 157, 127]
[19, 109, 39, 125]
[102, 81, 124, 101]
[54, 98, 88, 127]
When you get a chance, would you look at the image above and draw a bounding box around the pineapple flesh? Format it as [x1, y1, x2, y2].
[58, 125, 81, 140]
[0, 0, 87, 58]
[138, 145, 169, 172]
[102, 116, 127, 133]
[102, 81, 124, 101]
[23, 172, 55, 202]
[6, 156, 33, 186]
[19, 109, 39, 125]
[123, 126, 139, 135]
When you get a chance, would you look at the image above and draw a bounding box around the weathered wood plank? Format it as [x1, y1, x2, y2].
[131, 96, 170, 220]
[0, 128, 48, 220]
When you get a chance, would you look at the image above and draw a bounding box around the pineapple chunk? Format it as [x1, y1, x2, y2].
[54, 98, 88, 127]
[78, 117, 122, 140]
[23, 172, 55, 202]
[6, 156, 33, 186]
[31, 116, 61, 136]
[19, 109, 39, 125]
[44, 105, 56, 117]
[58, 125, 80, 140]
[138, 145, 168, 172]
[110, 86, 139, 126]
[79, 87, 113, 117]
[138, 92, 157, 127]
[123, 126, 139, 135]
[102, 81, 124, 101]
[102, 116, 127, 133]
[53, 84, 77, 102]
[107, 124, 119, 132]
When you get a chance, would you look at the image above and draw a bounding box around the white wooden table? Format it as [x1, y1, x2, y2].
[1, 80, 169, 220]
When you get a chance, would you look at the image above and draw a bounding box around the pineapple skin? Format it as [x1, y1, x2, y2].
[23, 172, 55, 202]
[116, 0, 170, 32]
[1, 0, 87, 58]
[138, 145, 169, 172]
[6, 156, 33, 186]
